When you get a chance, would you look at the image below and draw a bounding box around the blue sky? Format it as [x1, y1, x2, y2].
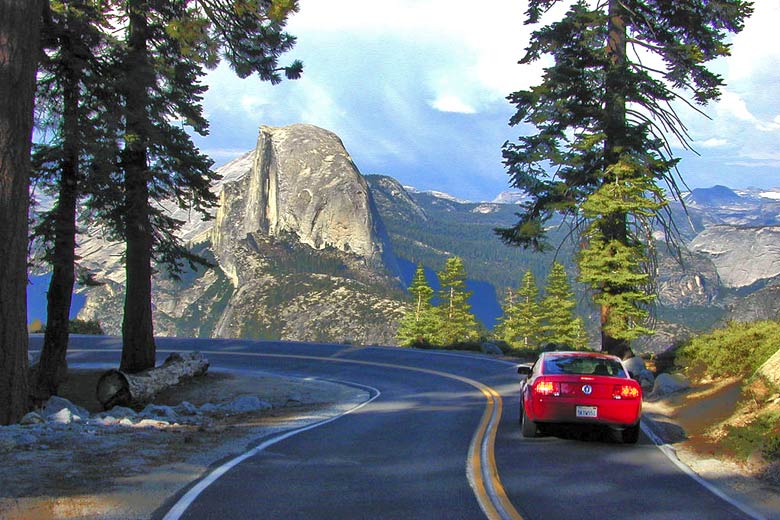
[192, 0, 780, 202]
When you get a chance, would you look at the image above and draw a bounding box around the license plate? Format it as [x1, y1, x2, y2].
[576, 406, 598, 418]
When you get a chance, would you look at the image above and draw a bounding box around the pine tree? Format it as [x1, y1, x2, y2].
[0, 0, 45, 425]
[92, 0, 303, 372]
[539, 262, 587, 350]
[436, 257, 478, 346]
[512, 270, 544, 349]
[396, 263, 438, 346]
[494, 287, 517, 345]
[497, 0, 753, 357]
[31, 0, 119, 400]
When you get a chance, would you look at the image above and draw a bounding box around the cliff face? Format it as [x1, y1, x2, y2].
[78, 124, 407, 345]
[689, 226, 780, 288]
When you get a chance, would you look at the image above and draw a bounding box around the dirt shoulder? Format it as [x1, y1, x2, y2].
[642, 378, 780, 520]
[0, 368, 369, 520]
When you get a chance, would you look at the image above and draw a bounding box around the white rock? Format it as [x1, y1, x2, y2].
[219, 396, 271, 414]
[20, 412, 45, 425]
[135, 419, 171, 428]
[43, 396, 89, 422]
[48, 408, 76, 424]
[652, 373, 690, 397]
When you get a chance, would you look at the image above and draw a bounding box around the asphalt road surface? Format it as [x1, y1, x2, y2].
[36, 336, 759, 520]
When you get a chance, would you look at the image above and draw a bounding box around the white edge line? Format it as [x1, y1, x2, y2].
[162, 379, 381, 520]
[641, 421, 767, 520]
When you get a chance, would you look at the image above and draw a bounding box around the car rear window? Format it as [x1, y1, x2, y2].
[543, 355, 626, 377]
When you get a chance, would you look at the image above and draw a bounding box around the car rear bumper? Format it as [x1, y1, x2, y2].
[528, 396, 641, 428]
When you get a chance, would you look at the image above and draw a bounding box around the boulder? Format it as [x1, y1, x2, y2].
[623, 357, 655, 391]
[43, 396, 90, 422]
[219, 396, 272, 414]
[20, 412, 45, 425]
[652, 373, 690, 397]
[756, 348, 780, 387]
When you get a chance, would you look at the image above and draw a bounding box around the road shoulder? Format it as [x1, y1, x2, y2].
[0, 368, 368, 520]
[642, 386, 780, 520]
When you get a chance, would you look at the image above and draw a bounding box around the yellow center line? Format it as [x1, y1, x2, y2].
[71, 348, 524, 519]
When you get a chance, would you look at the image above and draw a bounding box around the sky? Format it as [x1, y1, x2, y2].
[191, 0, 780, 203]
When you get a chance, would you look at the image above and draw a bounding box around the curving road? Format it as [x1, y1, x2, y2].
[36, 336, 760, 520]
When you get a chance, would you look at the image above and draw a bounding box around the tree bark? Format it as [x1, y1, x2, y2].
[34, 17, 81, 401]
[120, 0, 156, 372]
[96, 352, 209, 409]
[600, 0, 630, 358]
[0, 0, 44, 425]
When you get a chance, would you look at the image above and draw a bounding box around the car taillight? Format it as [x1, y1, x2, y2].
[534, 380, 560, 396]
[613, 384, 640, 400]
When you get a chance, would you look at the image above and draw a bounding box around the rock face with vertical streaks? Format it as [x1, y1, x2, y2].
[77, 124, 407, 345]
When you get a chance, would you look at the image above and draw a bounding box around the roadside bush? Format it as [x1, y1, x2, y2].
[721, 411, 780, 462]
[676, 320, 780, 380]
[67, 319, 104, 335]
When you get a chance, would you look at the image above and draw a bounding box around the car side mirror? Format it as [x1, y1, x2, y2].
[517, 364, 533, 376]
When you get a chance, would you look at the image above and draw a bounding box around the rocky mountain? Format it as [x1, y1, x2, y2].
[366, 179, 780, 352]
[40, 124, 780, 352]
[77, 124, 407, 345]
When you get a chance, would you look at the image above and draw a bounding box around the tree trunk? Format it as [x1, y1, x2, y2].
[120, 0, 156, 372]
[34, 21, 81, 401]
[97, 352, 209, 409]
[0, 0, 43, 425]
[600, 0, 630, 358]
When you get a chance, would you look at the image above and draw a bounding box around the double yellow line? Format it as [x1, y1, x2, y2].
[75, 348, 524, 519]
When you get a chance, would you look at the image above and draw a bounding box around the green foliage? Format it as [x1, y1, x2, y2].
[495, 270, 544, 350]
[498, 0, 753, 350]
[67, 319, 104, 335]
[677, 321, 780, 379]
[721, 411, 780, 462]
[395, 257, 479, 348]
[539, 262, 588, 349]
[436, 257, 479, 345]
[396, 264, 439, 346]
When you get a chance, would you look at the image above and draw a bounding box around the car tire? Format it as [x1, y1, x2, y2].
[621, 423, 640, 444]
[521, 404, 537, 438]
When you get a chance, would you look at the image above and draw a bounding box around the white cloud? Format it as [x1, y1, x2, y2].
[718, 91, 757, 123]
[431, 94, 476, 114]
[726, 2, 780, 83]
[699, 138, 728, 149]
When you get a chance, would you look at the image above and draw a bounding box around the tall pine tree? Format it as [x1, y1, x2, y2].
[96, 0, 303, 372]
[31, 0, 119, 400]
[539, 262, 587, 350]
[497, 270, 544, 350]
[396, 263, 438, 346]
[498, 0, 753, 357]
[436, 257, 478, 346]
[0, 0, 45, 425]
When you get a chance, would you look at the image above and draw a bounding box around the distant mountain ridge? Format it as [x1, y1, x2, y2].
[26, 124, 780, 353]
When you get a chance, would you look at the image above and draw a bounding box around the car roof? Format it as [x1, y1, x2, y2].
[540, 351, 622, 362]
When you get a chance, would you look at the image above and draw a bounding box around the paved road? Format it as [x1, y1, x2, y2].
[38, 336, 759, 520]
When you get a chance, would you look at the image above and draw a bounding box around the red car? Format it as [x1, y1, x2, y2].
[517, 351, 642, 444]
